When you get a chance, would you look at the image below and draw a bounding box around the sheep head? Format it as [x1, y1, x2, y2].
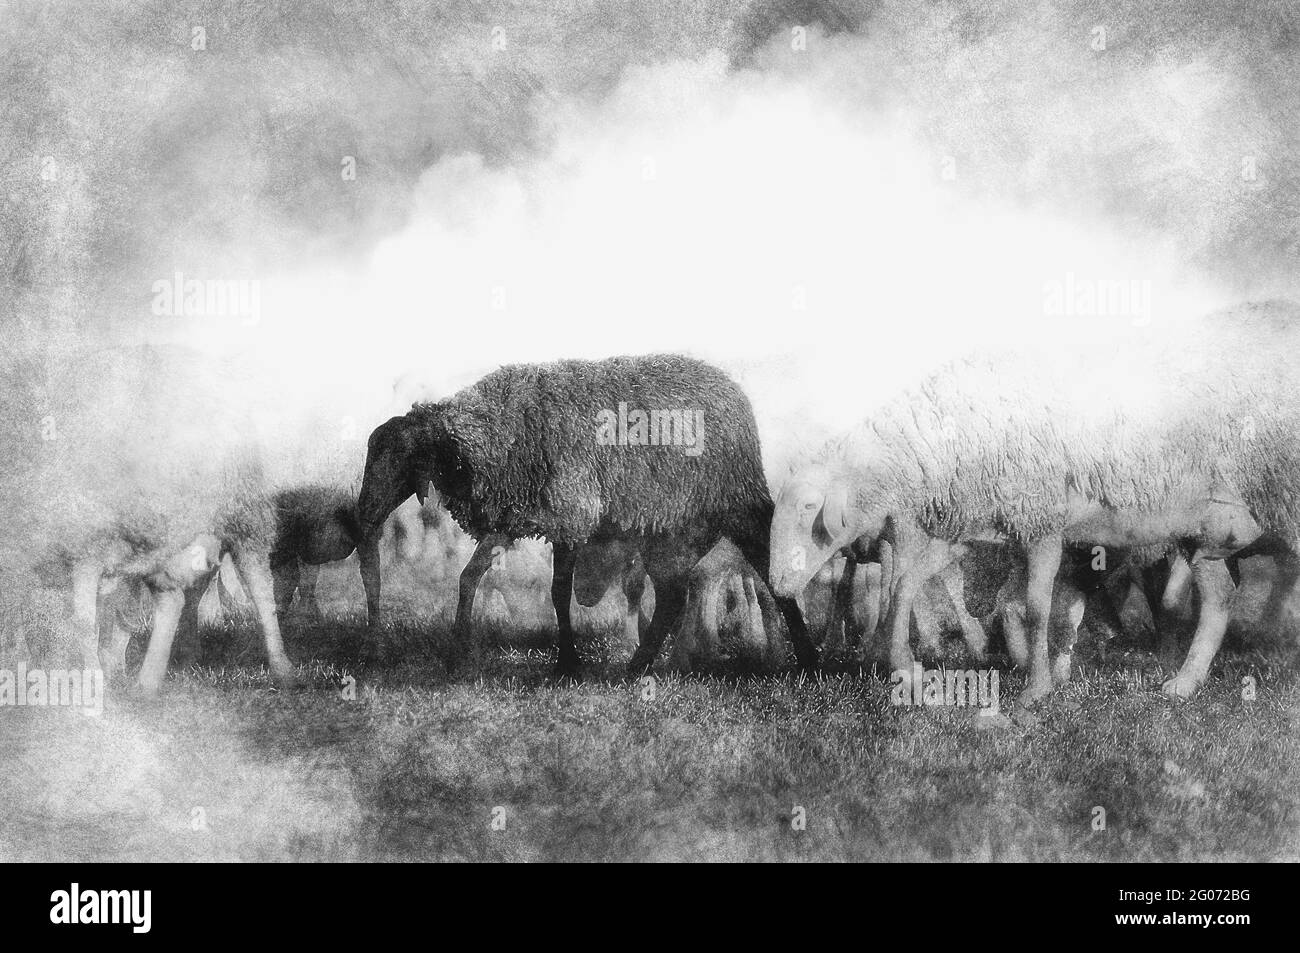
[357, 413, 435, 625]
[357, 415, 433, 539]
[769, 466, 869, 597]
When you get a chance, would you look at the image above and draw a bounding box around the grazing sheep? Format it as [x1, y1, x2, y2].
[771, 301, 1300, 704]
[161, 484, 361, 666]
[2, 343, 303, 695]
[161, 489, 482, 668]
[265, 484, 360, 622]
[822, 540, 1140, 671]
[62, 479, 300, 696]
[573, 534, 794, 671]
[356, 353, 816, 677]
[823, 543, 990, 663]
[669, 538, 789, 673]
[988, 544, 1159, 680]
[572, 537, 651, 654]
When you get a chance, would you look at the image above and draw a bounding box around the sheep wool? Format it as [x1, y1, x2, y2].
[409, 353, 776, 556]
[816, 300, 1300, 548]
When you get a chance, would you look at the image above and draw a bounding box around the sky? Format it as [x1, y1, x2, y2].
[4, 0, 1299, 485]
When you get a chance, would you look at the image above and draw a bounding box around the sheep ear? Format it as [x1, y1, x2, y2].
[821, 486, 850, 537]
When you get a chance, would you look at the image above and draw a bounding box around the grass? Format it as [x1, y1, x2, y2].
[2, 598, 1297, 863]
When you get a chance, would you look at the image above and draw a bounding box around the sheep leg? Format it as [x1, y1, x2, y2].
[550, 541, 581, 678]
[1018, 533, 1063, 707]
[100, 612, 132, 683]
[912, 589, 943, 657]
[1162, 557, 1235, 699]
[298, 563, 322, 618]
[773, 595, 816, 672]
[858, 562, 881, 650]
[394, 503, 426, 562]
[823, 556, 857, 658]
[448, 534, 506, 673]
[937, 561, 987, 663]
[136, 587, 185, 696]
[169, 584, 204, 669]
[1134, 559, 1170, 652]
[1258, 552, 1300, 640]
[228, 546, 300, 689]
[216, 553, 248, 615]
[627, 578, 687, 676]
[358, 533, 383, 629]
[996, 560, 1029, 666]
[877, 537, 959, 693]
[752, 575, 792, 670]
[735, 534, 816, 671]
[70, 560, 105, 675]
[621, 568, 648, 652]
[1086, 574, 1130, 660]
[1156, 551, 1194, 671]
[96, 578, 133, 681]
[1050, 579, 1086, 685]
[270, 551, 300, 620]
[668, 569, 721, 673]
[876, 539, 894, 645]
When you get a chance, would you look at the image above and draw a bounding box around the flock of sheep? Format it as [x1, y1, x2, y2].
[3, 299, 1298, 709]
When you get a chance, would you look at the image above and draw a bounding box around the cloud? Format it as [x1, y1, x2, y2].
[5, 0, 1299, 490]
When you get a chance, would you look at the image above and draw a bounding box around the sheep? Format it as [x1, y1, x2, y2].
[986, 543, 1164, 680]
[822, 542, 990, 663]
[1, 342, 303, 695]
[771, 301, 1300, 704]
[572, 534, 797, 671]
[264, 484, 360, 623]
[572, 537, 651, 655]
[114, 486, 493, 672]
[356, 353, 817, 677]
[669, 538, 790, 673]
[144, 483, 361, 669]
[63, 484, 301, 696]
[823, 540, 1136, 672]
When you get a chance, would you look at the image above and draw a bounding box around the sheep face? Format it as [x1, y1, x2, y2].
[769, 467, 865, 597]
[358, 416, 426, 541]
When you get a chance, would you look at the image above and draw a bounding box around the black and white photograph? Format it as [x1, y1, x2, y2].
[1, 0, 1297, 888]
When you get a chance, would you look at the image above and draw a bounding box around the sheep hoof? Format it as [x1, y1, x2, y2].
[791, 640, 819, 674]
[270, 662, 303, 691]
[551, 657, 582, 681]
[1051, 653, 1073, 685]
[133, 678, 165, 700]
[1160, 674, 1201, 700]
[625, 648, 656, 678]
[1017, 680, 1052, 708]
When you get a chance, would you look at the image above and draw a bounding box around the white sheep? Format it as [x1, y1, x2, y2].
[771, 301, 1300, 704]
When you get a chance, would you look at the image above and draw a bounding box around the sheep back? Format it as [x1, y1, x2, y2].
[412, 354, 773, 549]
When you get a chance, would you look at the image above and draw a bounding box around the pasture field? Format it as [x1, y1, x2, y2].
[2, 565, 1296, 863]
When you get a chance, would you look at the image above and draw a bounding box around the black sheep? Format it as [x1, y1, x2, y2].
[356, 353, 815, 676]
